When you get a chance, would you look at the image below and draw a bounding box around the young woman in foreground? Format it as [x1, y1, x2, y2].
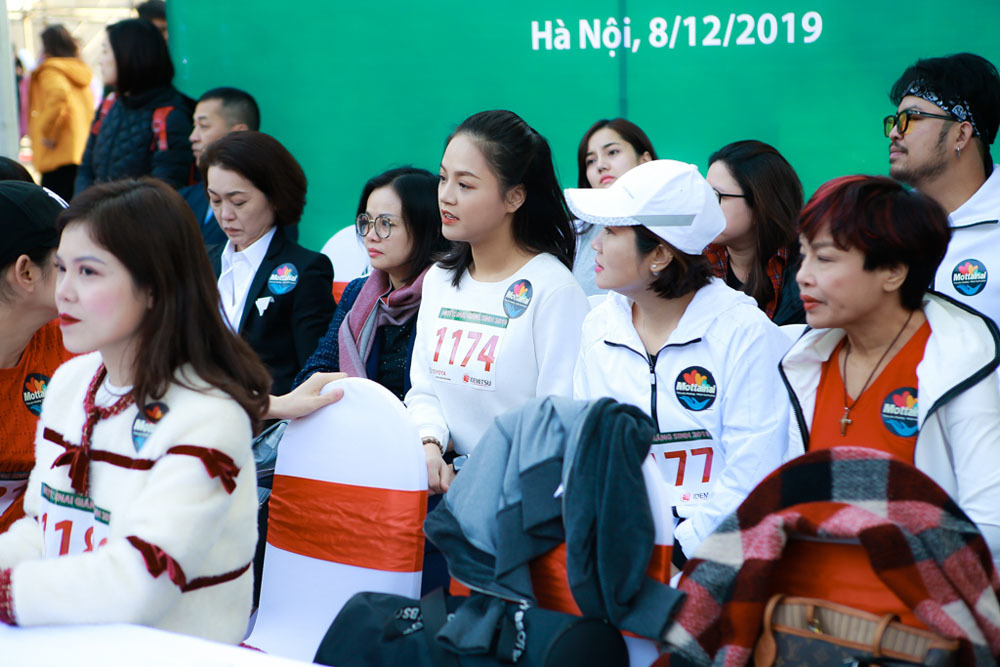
[406, 110, 589, 493]
[0, 179, 273, 642]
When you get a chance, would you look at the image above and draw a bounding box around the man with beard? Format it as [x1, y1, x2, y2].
[886, 53, 1000, 324]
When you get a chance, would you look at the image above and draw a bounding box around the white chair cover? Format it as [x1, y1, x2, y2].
[247, 378, 427, 661]
[320, 227, 371, 294]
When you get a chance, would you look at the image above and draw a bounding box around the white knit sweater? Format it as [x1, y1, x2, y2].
[0, 352, 257, 643]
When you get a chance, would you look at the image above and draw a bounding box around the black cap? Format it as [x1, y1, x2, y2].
[0, 182, 66, 268]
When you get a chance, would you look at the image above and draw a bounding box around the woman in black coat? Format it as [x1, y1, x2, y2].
[202, 132, 334, 395]
[75, 19, 193, 192]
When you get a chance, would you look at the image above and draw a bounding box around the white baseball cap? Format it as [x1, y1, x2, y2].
[564, 159, 726, 255]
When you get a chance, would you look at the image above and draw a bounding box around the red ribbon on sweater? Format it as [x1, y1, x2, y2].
[0, 568, 15, 626]
[126, 536, 251, 593]
[165, 446, 239, 494]
[50, 365, 134, 495]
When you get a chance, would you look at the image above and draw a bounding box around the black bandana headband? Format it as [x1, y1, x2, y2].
[905, 79, 984, 141]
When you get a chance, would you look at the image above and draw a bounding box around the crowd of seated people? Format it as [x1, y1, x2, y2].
[2, 27, 1000, 664]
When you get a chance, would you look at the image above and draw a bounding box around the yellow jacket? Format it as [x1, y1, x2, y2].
[28, 58, 94, 173]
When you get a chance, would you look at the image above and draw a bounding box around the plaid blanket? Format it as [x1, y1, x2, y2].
[661, 446, 1000, 666]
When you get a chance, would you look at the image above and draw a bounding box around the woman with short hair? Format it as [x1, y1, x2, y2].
[782, 174, 1000, 572]
[202, 131, 335, 396]
[568, 159, 791, 566]
[295, 167, 449, 400]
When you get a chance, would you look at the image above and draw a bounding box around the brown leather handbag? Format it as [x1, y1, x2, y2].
[754, 595, 959, 666]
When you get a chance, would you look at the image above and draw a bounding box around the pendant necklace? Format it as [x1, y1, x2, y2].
[840, 310, 914, 436]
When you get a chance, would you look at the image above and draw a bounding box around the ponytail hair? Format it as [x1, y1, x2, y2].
[439, 110, 576, 286]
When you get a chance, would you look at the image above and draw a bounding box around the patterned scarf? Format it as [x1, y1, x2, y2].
[703, 245, 788, 318]
[337, 267, 426, 379]
[662, 447, 1000, 666]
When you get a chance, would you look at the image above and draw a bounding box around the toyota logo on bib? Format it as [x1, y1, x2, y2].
[675, 366, 717, 411]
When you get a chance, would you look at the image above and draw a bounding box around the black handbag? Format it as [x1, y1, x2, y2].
[314, 588, 629, 667]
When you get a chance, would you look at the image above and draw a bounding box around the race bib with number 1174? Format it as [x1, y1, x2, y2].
[429, 308, 508, 391]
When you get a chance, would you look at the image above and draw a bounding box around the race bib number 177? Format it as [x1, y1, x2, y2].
[649, 430, 717, 510]
[429, 308, 508, 391]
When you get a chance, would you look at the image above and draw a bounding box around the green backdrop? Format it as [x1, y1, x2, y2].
[170, 1, 1000, 253]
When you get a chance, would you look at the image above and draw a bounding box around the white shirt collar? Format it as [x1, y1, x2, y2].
[218, 226, 277, 330]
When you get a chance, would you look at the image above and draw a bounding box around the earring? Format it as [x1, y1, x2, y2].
[651, 264, 660, 277]
[956, 145, 962, 159]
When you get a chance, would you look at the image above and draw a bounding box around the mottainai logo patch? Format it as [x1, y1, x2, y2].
[952, 259, 987, 296]
[132, 402, 169, 451]
[22, 373, 50, 416]
[675, 366, 717, 411]
[881, 387, 918, 437]
[268, 263, 299, 295]
[502, 279, 533, 318]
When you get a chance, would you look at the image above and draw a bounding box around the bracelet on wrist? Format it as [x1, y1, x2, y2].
[422, 436, 445, 457]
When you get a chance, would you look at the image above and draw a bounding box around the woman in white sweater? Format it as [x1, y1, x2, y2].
[407, 110, 590, 493]
[0, 179, 316, 643]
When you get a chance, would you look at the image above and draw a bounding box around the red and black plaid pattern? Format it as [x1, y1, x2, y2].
[703, 245, 788, 318]
[662, 447, 1000, 666]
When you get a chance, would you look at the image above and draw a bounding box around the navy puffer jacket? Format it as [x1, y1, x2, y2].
[75, 85, 194, 192]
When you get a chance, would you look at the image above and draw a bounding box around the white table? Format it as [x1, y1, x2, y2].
[0, 622, 314, 667]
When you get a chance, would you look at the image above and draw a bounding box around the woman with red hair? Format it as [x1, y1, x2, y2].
[781, 175, 1000, 573]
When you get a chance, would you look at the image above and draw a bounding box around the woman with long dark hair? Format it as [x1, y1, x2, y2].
[295, 167, 449, 400]
[407, 110, 589, 493]
[75, 18, 192, 192]
[705, 140, 804, 324]
[0, 179, 270, 641]
[573, 118, 657, 295]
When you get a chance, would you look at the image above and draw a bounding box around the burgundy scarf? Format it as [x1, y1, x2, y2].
[337, 267, 427, 379]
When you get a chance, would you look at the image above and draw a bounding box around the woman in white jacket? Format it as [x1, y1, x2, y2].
[782, 174, 1000, 572]
[568, 160, 792, 568]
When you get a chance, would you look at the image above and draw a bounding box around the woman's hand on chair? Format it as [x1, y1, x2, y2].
[425, 444, 455, 495]
[266, 372, 347, 420]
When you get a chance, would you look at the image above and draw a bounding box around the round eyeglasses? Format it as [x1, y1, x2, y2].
[356, 213, 396, 239]
[883, 109, 956, 138]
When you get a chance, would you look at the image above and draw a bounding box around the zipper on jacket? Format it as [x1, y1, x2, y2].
[602, 339, 701, 426]
[648, 351, 659, 425]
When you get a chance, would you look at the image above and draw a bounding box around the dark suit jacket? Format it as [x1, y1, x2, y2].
[182, 182, 297, 247]
[209, 227, 335, 395]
